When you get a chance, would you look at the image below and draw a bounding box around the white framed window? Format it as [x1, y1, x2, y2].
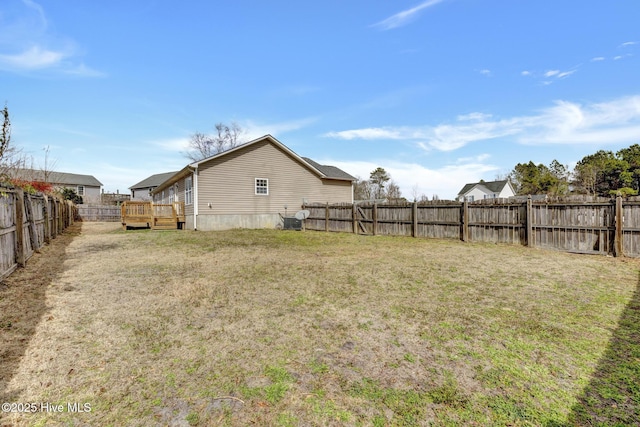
[255, 178, 268, 195]
[185, 177, 193, 205]
[465, 195, 474, 202]
[77, 185, 85, 196]
[169, 186, 175, 203]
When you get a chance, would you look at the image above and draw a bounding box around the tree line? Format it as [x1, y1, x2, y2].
[353, 167, 401, 201]
[509, 144, 640, 197]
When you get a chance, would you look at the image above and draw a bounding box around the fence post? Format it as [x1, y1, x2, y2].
[57, 199, 63, 233]
[352, 203, 357, 234]
[462, 200, 469, 242]
[373, 202, 378, 236]
[51, 199, 58, 238]
[43, 194, 51, 244]
[14, 189, 26, 267]
[325, 203, 329, 232]
[614, 195, 623, 257]
[24, 194, 40, 252]
[412, 202, 418, 238]
[526, 196, 533, 247]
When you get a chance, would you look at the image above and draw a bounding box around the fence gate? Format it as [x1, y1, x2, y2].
[530, 202, 615, 255]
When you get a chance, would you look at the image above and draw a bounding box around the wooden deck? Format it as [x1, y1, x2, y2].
[121, 201, 185, 230]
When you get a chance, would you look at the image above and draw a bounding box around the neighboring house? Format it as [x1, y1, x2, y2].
[457, 180, 516, 202]
[129, 171, 179, 201]
[102, 191, 131, 206]
[152, 134, 356, 231]
[12, 169, 103, 203]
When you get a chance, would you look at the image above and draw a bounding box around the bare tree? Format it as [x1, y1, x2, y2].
[0, 104, 30, 180]
[410, 183, 430, 203]
[185, 121, 246, 162]
[411, 183, 420, 202]
[386, 180, 403, 202]
[494, 172, 509, 181]
[353, 177, 372, 201]
[185, 132, 213, 162]
[0, 104, 10, 164]
[40, 145, 57, 183]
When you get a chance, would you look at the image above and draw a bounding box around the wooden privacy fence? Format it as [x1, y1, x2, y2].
[303, 196, 640, 257]
[77, 204, 121, 222]
[0, 187, 76, 280]
[121, 201, 185, 230]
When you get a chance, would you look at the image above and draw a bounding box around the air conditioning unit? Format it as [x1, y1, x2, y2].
[283, 217, 302, 230]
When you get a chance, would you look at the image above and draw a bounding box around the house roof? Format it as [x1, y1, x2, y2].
[301, 157, 357, 181]
[153, 135, 355, 194]
[129, 171, 179, 190]
[12, 169, 102, 187]
[457, 180, 511, 196]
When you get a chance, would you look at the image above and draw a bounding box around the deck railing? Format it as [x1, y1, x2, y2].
[121, 201, 185, 230]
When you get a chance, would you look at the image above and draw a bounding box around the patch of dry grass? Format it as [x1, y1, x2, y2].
[1, 223, 639, 426]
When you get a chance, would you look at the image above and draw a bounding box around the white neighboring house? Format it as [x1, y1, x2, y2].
[457, 180, 516, 202]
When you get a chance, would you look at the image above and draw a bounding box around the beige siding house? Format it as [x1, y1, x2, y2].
[152, 135, 355, 231]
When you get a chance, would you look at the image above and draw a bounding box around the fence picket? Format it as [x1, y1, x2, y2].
[0, 187, 76, 279]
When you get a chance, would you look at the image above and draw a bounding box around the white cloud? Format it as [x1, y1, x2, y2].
[0, 0, 101, 76]
[517, 96, 640, 145]
[479, 69, 491, 76]
[325, 95, 640, 150]
[620, 41, 637, 48]
[154, 137, 191, 152]
[556, 70, 576, 78]
[64, 62, 106, 77]
[523, 68, 577, 85]
[317, 158, 498, 200]
[0, 45, 65, 69]
[456, 153, 491, 163]
[324, 127, 405, 140]
[457, 112, 492, 121]
[591, 57, 605, 62]
[371, 0, 445, 30]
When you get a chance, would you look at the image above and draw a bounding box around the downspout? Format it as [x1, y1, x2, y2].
[193, 167, 198, 230]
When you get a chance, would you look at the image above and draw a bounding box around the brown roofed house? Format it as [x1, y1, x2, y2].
[152, 135, 356, 231]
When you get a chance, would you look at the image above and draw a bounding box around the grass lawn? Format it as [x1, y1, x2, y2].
[1, 222, 639, 426]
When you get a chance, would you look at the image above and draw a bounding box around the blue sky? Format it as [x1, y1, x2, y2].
[1, 0, 639, 199]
